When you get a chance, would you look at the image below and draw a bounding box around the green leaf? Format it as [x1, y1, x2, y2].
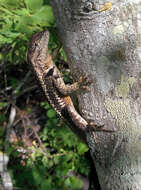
[0, 114, 6, 124]
[24, 0, 43, 13]
[48, 160, 54, 168]
[14, 8, 30, 17]
[0, 34, 11, 45]
[0, 0, 19, 8]
[40, 101, 51, 109]
[33, 5, 54, 26]
[15, 15, 35, 34]
[10, 78, 18, 89]
[32, 168, 42, 185]
[47, 109, 56, 118]
[1, 31, 21, 41]
[0, 126, 4, 136]
[0, 102, 8, 108]
[42, 156, 49, 166]
[65, 176, 83, 190]
[70, 176, 83, 189]
[64, 152, 73, 162]
[54, 156, 60, 164]
[77, 143, 88, 155]
[41, 178, 52, 190]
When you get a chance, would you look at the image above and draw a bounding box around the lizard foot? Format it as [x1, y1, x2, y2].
[78, 76, 93, 91]
[88, 120, 116, 132]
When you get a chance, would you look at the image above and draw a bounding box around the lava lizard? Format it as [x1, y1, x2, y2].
[27, 30, 113, 143]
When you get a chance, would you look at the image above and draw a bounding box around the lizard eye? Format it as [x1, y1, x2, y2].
[32, 42, 39, 51]
[34, 42, 38, 47]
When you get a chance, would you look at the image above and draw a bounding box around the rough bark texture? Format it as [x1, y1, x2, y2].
[51, 0, 141, 189]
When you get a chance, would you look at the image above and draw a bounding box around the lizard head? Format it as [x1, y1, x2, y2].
[27, 30, 49, 64]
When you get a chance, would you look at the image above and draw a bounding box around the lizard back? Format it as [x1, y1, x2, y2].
[27, 31, 67, 116]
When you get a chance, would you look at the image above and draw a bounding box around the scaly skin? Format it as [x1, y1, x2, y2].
[27, 30, 113, 143]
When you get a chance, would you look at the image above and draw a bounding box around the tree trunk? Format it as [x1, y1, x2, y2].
[51, 0, 141, 189]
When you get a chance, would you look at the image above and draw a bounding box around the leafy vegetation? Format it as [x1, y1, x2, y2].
[0, 0, 90, 189]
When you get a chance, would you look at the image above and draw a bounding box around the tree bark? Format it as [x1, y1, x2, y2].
[51, 0, 141, 189]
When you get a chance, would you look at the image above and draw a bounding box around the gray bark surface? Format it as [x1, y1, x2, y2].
[51, 0, 141, 189]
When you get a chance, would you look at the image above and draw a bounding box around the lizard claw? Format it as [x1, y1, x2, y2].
[81, 86, 91, 91]
[88, 120, 116, 132]
[78, 76, 93, 90]
[88, 120, 104, 131]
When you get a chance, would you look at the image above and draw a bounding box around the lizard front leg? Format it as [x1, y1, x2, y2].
[53, 73, 91, 96]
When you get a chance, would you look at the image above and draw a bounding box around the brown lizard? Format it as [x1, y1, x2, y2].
[27, 30, 113, 143]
